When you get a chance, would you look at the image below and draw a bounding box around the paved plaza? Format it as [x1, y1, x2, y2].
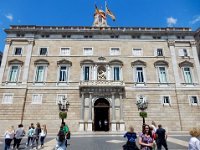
[0, 132, 189, 150]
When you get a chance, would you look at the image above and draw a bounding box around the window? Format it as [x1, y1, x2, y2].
[83, 66, 90, 81]
[59, 66, 69, 82]
[183, 49, 189, 57]
[133, 49, 142, 56]
[9, 66, 19, 82]
[183, 67, 192, 83]
[157, 49, 163, 56]
[14, 48, 22, 55]
[2, 94, 13, 104]
[83, 48, 93, 55]
[158, 67, 167, 83]
[39, 48, 48, 55]
[163, 96, 170, 104]
[110, 48, 120, 55]
[136, 67, 144, 83]
[60, 48, 70, 56]
[190, 96, 198, 105]
[35, 66, 46, 82]
[32, 94, 42, 104]
[179, 49, 190, 57]
[113, 66, 120, 81]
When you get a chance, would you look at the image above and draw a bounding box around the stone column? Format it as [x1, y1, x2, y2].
[87, 93, 93, 131]
[119, 93, 125, 131]
[168, 40, 180, 86]
[111, 92, 116, 131]
[22, 40, 34, 84]
[93, 65, 97, 80]
[0, 39, 11, 84]
[191, 41, 200, 83]
[79, 92, 85, 131]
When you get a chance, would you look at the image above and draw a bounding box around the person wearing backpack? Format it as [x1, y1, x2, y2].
[56, 126, 67, 150]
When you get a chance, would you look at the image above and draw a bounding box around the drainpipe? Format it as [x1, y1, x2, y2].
[21, 88, 28, 124]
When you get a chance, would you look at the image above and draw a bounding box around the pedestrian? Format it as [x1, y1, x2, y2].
[104, 119, 108, 131]
[61, 122, 69, 147]
[26, 126, 34, 147]
[56, 126, 67, 150]
[188, 127, 200, 150]
[13, 124, 25, 150]
[32, 122, 41, 149]
[3, 126, 15, 150]
[40, 124, 47, 148]
[155, 124, 168, 150]
[150, 125, 156, 150]
[139, 124, 154, 150]
[99, 120, 102, 129]
[123, 126, 139, 150]
[151, 121, 157, 132]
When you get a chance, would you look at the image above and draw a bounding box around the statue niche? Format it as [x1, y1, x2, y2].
[97, 66, 106, 80]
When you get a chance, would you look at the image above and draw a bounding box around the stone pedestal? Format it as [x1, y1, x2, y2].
[87, 120, 93, 131]
[111, 121, 117, 131]
[79, 120, 85, 131]
[119, 121, 125, 131]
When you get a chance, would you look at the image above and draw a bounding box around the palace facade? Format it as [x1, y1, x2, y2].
[0, 24, 200, 133]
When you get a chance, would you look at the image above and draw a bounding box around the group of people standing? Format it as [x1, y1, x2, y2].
[3, 122, 47, 150]
[123, 121, 168, 150]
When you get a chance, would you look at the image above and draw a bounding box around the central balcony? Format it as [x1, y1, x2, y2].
[80, 80, 125, 87]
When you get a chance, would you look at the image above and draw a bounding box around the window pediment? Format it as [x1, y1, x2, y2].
[34, 59, 49, 65]
[179, 60, 193, 68]
[80, 59, 94, 65]
[131, 60, 146, 66]
[154, 60, 169, 67]
[109, 59, 123, 66]
[57, 59, 72, 66]
[8, 59, 24, 66]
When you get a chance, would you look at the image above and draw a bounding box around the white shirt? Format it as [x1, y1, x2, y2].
[188, 137, 200, 150]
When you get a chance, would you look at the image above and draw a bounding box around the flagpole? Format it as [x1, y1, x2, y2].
[105, 1, 107, 15]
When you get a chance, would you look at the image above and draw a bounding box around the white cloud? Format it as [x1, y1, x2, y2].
[190, 15, 200, 24]
[167, 17, 177, 27]
[5, 14, 13, 21]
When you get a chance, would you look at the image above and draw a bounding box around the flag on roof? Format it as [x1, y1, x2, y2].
[95, 4, 106, 19]
[106, 5, 116, 21]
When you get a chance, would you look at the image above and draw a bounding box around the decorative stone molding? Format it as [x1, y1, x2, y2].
[190, 41, 196, 47]
[57, 59, 72, 66]
[109, 59, 123, 66]
[131, 60, 146, 67]
[168, 40, 175, 47]
[154, 60, 169, 67]
[34, 59, 49, 65]
[80, 59, 94, 65]
[179, 60, 193, 68]
[8, 59, 24, 66]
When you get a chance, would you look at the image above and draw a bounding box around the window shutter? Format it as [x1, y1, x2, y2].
[179, 49, 184, 56]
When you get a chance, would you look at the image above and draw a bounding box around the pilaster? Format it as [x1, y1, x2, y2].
[0, 39, 12, 84]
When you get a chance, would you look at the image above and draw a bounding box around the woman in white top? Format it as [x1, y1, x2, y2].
[188, 127, 200, 150]
[40, 124, 47, 148]
[4, 126, 15, 150]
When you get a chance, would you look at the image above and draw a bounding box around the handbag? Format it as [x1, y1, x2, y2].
[66, 131, 71, 139]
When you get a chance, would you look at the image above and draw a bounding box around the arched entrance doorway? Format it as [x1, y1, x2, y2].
[94, 98, 110, 131]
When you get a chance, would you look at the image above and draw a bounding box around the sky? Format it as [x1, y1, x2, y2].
[0, 0, 200, 52]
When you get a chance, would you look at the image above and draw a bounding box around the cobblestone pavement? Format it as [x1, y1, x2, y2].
[0, 134, 190, 150]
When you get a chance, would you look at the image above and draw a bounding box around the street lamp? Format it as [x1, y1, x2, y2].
[136, 96, 148, 129]
[58, 96, 70, 123]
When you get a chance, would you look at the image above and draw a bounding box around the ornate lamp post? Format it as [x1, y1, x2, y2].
[58, 96, 70, 123]
[136, 96, 148, 127]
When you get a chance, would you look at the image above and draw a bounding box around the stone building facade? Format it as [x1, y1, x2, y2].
[0, 25, 200, 134]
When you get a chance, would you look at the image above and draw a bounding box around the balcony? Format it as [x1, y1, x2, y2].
[80, 80, 125, 87]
